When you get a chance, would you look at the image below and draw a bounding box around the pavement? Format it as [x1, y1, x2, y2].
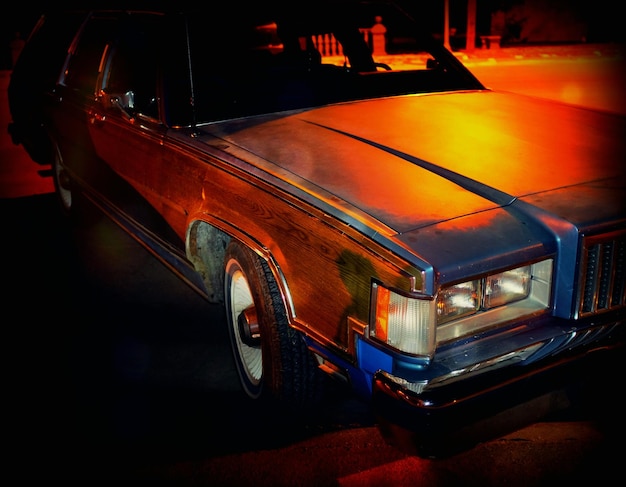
[452, 41, 625, 65]
[317, 41, 626, 71]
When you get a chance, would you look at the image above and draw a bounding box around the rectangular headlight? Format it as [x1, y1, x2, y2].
[436, 280, 480, 323]
[437, 259, 553, 343]
[370, 282, 436, 358]
[484, 266, 531, 309]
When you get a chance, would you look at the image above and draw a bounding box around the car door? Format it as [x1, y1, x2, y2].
[51, 11, 119, 200]
[85, 12, 190, 250]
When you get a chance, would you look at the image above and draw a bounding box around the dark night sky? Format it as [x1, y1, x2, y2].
[1, 1, 622, 69]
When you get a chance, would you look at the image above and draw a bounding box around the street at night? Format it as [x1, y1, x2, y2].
[3, 39, 625, 485]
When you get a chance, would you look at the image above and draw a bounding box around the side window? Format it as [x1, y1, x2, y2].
[63, 15, 117, 96]
[161, 14, 194, 127]
[103, 14, 162, 121]
[186, 16, 272, 123]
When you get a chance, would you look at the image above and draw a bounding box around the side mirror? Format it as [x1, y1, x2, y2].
[101, 89, 136, 122]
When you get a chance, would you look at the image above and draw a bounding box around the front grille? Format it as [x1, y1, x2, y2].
[578, 230, 626, 317]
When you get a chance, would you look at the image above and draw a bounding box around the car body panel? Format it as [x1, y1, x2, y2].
[205, 92, 625, 235]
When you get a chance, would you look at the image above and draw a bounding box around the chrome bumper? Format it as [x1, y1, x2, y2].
[372, 325, 626, 458]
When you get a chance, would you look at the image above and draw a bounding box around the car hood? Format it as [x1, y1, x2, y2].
[203, 90, 626, 236]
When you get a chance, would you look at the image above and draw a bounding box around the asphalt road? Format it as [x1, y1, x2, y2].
[2, 46, 625, 486]
[3, 190, 623, 487]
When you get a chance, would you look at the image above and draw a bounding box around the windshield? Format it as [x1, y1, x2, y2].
[182, 0, 483, 124]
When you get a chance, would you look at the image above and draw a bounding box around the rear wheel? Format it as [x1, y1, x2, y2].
[51, 142, 73, 216]
[51, 142, 89, 224]
[224, 241, 324, 413]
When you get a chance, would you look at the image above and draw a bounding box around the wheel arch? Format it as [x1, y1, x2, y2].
[186, 218, 296, 320]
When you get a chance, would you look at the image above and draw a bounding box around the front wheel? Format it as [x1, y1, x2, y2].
[224, 241, 324, 412]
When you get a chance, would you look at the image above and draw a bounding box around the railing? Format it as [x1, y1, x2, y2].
[479, 35, 502, 49]
[312, 32, 345, 57]
[312, 17, 387, 58]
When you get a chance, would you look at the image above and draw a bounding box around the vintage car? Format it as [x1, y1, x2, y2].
[8, 1, 626, 457]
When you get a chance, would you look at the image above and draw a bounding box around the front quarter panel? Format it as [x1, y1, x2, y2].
[177, 137, 424, 357]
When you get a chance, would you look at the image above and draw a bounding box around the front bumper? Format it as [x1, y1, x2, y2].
[372, 321, 626, 458]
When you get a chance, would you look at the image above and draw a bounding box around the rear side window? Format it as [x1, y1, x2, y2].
[62, 14, 118, 96]
[11, 11, 84, 88]
[8, 11, 85, 116]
